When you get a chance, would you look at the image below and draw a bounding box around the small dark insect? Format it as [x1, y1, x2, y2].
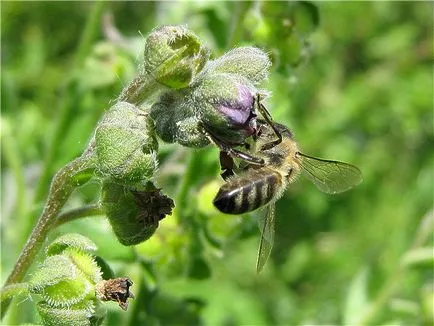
[213, 118, 363, 272]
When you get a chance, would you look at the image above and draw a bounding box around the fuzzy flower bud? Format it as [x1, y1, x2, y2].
[95, 101, 158, 186]
[203, 46, 271, 85]
[150, 92, 210, 148]
[192, 73, 258, 145]
[102, 181, 174, 246]
[147, 43, 271, 149]
[28, 234, 134, 325]
[144, 25, 209, 89]
[28, 234, 103, 325]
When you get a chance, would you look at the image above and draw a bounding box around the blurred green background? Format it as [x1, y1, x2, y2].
[1, 1, 433, 325]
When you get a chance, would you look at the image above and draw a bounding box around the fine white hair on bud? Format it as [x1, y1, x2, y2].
[197, 46, 271, 85]
[95, 101, 158, 186]
[143, 25, 210, 89]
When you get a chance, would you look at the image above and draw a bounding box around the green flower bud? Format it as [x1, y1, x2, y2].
[203, 47, 271, 85]
[102, 181, 174, 246]
[29, 234, 134, 325]
[144, 25, 209, 89]
[28, 234, 103, 325]
[151, 72, 260, 147]
[150, 92, 210, 148]
[30, 252, 101, 308]
[95, 101, 158, 186]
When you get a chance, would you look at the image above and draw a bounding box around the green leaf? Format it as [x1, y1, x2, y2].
[0, 283, 30, 304]
[343, 267, 370, 325]
[401, 247, 434, 269]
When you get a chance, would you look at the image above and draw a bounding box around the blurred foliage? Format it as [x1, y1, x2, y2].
[1, 1, 433, 325]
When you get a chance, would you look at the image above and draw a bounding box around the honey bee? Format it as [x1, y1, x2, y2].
[212, 119, 363, 272]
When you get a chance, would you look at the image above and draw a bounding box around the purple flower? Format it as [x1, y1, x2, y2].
[215, 84, 254, 126]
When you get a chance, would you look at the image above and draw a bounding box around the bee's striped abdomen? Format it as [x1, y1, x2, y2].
[213, 168, 282, 214]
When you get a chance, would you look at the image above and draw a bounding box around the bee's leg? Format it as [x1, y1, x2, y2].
[201, 124, 265, 166]
[256, 94, 282, 150]
[219, 151, 235, 181]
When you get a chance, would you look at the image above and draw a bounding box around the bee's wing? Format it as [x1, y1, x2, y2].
[299, 152, 363, 194]
[256, 204, 275, 273]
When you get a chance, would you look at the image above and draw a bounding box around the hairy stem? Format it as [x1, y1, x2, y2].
[1, 146, 97, 319]
[53, 203, 104, 228]
[33, 1, 105, 206]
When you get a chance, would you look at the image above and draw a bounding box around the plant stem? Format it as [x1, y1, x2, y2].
[1, 146, 97, 319]
[33, 1, 105, 206]
[53, 203, 104, 228]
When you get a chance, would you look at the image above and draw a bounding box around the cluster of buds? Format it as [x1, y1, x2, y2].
[28, 234, 134, 325]
[92, 25, 271, 250]
[148, 28, 271, 148]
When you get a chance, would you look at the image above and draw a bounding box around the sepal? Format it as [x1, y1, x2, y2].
[102, 181, 174, 246]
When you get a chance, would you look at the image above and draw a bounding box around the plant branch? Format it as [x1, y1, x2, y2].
[1, 145, 97, 319]
[53, 203, 104, 228]
[33, 1, 105, 206]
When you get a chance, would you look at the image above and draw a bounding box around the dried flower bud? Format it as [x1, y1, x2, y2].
[95, 278, 134, 311]
[102, 181, 174, 246]
[95, 101, 158, 186]
[144, 25, 209, 89]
